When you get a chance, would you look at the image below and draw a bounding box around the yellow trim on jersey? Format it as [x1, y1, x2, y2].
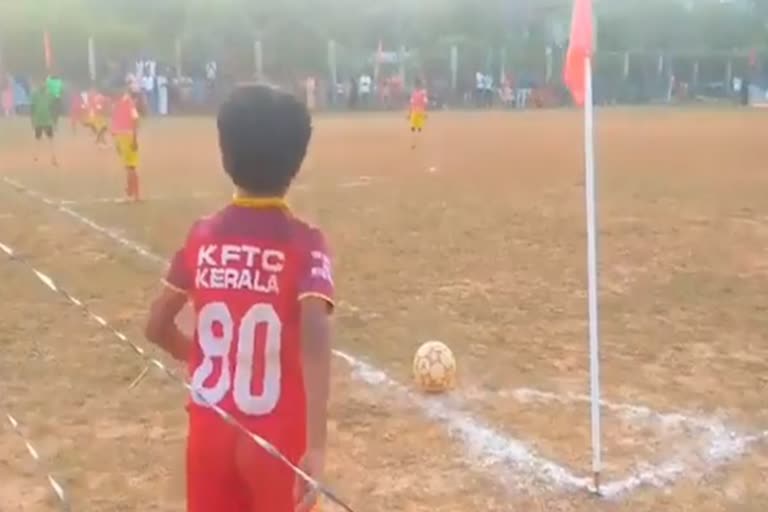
[161, 278, 188, 294]
[232, 196, 288, 210]
[298, 292, 335, 309]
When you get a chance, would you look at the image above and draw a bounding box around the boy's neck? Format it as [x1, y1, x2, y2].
[234, 187, 285, 200]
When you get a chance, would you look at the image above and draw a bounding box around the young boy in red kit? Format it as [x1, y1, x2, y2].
[145, 85, 333, 512]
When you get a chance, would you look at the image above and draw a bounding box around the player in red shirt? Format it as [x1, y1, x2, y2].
[86, 88, 110, 147]
[408, 78, 428, 149]
[145, 85, 333, 512]
[69, 91, 87, 134]
[111, 87, 141, 201]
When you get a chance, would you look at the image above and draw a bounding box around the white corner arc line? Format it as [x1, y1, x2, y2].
[1, 177, 592, 492]
[330, 351, 589, 489]
[468, 386, 767, 496]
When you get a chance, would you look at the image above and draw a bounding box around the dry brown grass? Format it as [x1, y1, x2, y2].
[0, 109, 767, 511]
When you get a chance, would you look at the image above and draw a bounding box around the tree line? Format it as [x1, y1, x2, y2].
[0, 0, 766, 78]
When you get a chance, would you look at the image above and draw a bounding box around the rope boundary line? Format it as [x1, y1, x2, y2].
[0, 240, 355, 512]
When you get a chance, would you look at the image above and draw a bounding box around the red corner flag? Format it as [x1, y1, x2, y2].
[563, 0, 594, 107]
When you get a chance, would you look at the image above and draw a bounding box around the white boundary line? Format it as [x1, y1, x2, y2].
[337, 176, 376, 189]
[3, 410, 69, 511]
[337, 181, 372, 189]
[4, 175, 766, 497]
[0, 240, 355, 512]
[57, 193, 215, 206]
[501, 387, 767, 496]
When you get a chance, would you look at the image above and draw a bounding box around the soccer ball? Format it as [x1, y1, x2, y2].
[412, 341, 456, 393]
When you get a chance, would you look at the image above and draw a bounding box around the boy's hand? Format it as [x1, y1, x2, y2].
[294, 447, 326, 512]
[131, 135, 139, 151]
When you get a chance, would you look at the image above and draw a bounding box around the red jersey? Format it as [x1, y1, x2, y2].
[70, 92, 85, 116]
[88, 92, 108, 115]
[165, 198, 334, 438]
[111, 94, 138, 134]
[410, 88, 428, 112]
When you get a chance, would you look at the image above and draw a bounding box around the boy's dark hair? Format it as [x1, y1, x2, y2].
[217, 84, 312, 195]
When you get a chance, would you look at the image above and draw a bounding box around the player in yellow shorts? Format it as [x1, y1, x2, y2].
[87, 89, 109, 147]
[408, 78, 428, 149]
[115, 131, 139, 168]
[111, 87, 141, 201]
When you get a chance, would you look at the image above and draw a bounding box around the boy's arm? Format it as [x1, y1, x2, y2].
[298, 241, 334, 452]
[294, 231, 334, 512]
[145, 285, 190, 361]
[145, 241, 194, 361]
[300, 297, 332, 452]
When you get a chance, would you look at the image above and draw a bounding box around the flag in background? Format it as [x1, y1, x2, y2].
[563, 0, 594, 107]
[43, 31, 53, 71]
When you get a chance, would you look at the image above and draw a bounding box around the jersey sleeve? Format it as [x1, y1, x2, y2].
[298, 228, 335, 310]
[162, 223, 197, 293]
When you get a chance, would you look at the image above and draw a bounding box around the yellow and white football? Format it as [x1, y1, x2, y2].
[413, 340, 456, 393]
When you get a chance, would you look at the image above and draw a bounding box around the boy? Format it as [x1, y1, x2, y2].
[145, 85, 333, 512]
[69, 90, 86, 133]
[111, 87, 141, 201]
[29, 79, 58, 166]
[87, 88, 109, 146]
[408, 78, 428, 149]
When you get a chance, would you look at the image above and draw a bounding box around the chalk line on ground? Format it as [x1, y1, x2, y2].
[468, 386, 767, 497]
[1, 176, 594, 492]
[57, 193, 215, 206]
[2, 408, 69, 511]
[0, 241, 354, 512]
[337, 181, 372, 188]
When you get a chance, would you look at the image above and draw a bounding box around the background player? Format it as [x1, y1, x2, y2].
[29, 79, 58, 166]
[144, 84, 333, 512]
[69, 89, 87, 134]
[111, 86, 141, 201]
[409, 78, 428, 149]
[46, 73, 64, 128]
[86, 87, 109, 147]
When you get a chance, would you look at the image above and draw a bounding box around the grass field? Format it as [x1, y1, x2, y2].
[1, 109, 767, 511]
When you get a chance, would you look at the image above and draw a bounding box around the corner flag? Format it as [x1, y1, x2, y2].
[565, 0, 603, 495]
[563, 0, 594, 107]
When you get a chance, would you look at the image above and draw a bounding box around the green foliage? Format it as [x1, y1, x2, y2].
[1, 0, 766, 77]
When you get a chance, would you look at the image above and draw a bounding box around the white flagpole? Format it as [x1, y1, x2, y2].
[87, 36, 96, 83]
[583, 55, 602, 494]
